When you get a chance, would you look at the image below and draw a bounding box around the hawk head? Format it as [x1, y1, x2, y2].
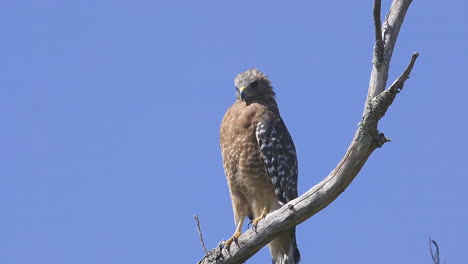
[234, 68, 276, 103]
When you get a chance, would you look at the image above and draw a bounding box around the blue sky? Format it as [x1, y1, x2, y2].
[1, 0, 467, 263]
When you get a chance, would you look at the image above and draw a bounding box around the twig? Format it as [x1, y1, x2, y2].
[194, 215, 208, 255]
[367, 52, 419, 127]
[388, 52, 419, 93]
[429, 237, 441, 264]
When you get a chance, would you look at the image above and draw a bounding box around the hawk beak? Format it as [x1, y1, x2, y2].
[239, 86, 246, 101]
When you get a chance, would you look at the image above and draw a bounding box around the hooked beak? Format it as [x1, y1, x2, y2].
[239, 86, 246, 101]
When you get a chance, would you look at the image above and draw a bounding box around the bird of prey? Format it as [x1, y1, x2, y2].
[220, 68, 300, 264]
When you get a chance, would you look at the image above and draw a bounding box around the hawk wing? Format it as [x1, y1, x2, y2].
[256, 111, 298, 204]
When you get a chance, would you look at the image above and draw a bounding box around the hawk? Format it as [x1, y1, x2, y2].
[220, 68, 300, 264]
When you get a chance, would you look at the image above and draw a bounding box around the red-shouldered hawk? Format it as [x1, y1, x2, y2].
[220, 68, 300, 264]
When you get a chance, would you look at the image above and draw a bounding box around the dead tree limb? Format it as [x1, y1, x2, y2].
[194, 215, 208, 255]
[197, 0, 418, 263]
[365, 0, 413, 114]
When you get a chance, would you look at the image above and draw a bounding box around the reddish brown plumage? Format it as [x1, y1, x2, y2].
[220, 69, 300, 264]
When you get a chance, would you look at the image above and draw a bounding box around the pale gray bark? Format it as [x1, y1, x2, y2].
[365, 0, 413, 115]
[197, 1, 418, 263]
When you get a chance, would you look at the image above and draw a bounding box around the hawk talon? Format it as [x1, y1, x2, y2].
[250, 208, 268, 231]
[223, 231, 241, 251]
[247, 219, 258, 231]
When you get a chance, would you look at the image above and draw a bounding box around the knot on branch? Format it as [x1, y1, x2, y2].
[358, 112, 389, 148]
[376, 132, 390, 147]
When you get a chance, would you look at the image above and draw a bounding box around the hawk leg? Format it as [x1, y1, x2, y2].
[250, 204, 269, 231]
[224, 217, 244, 250]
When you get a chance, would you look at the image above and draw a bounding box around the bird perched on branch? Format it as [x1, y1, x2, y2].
[220, 68, 300, 264]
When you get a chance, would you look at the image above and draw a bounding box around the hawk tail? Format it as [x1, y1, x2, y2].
[269, 228, 300, 264]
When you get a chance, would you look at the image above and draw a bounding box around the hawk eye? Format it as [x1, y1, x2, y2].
[235, 86, 239, 91]
[250, 81, 258, 89]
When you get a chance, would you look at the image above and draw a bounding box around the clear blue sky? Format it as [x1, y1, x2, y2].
[1, 1, 466, 263]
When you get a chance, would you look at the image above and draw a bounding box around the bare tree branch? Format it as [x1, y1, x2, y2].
[373, 0, 384, 67]
[365, 0, 413, 115]
[194, 215, 208, 255]
[388, 52, 419, 93]
[197, 0, 418, 263]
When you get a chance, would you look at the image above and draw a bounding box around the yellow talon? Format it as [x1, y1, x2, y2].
[224, 218, 244, 250]
[224, 231, 241, 249]
[251, 206, 269, 230]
